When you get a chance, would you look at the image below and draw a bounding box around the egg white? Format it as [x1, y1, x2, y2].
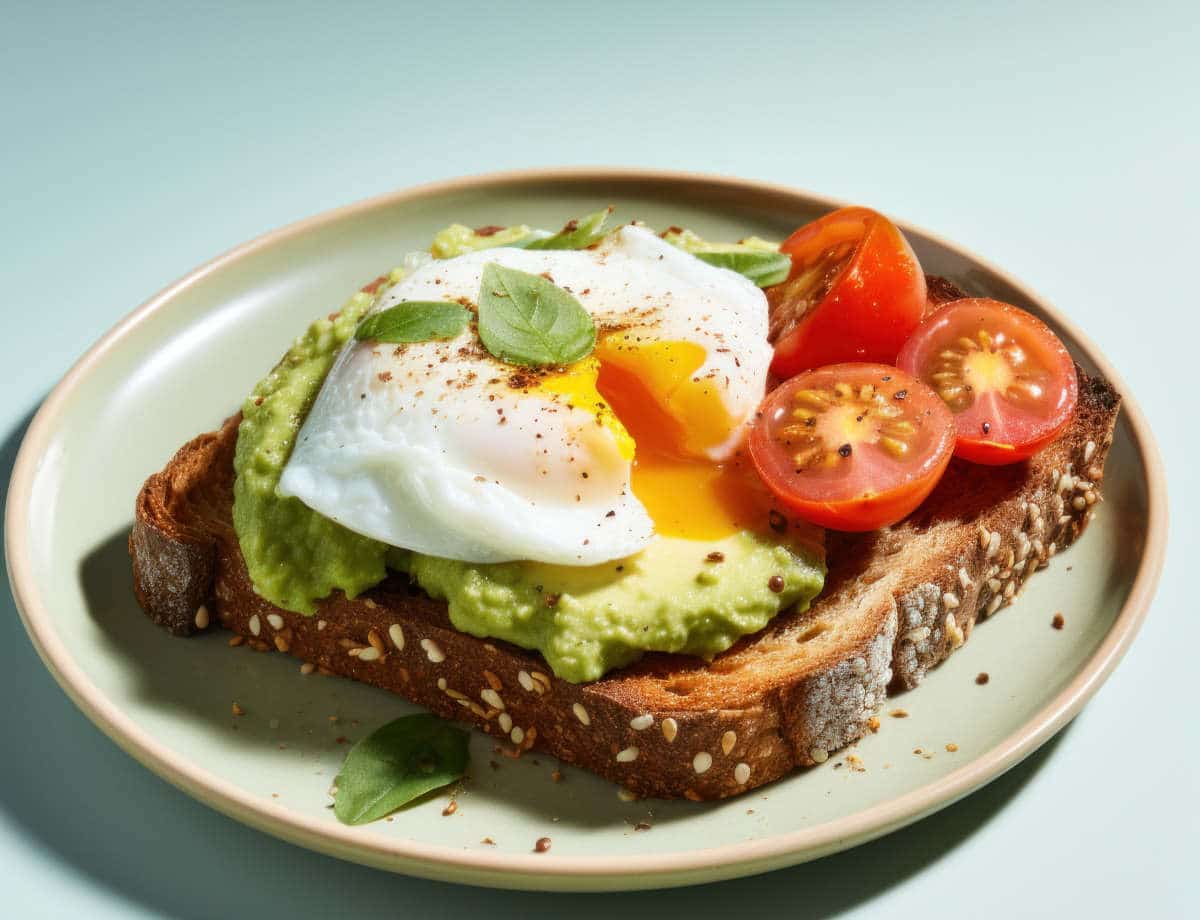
[277, 226, 772, 565]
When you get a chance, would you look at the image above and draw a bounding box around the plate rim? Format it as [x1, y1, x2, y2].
[3, 167, 1169, 890]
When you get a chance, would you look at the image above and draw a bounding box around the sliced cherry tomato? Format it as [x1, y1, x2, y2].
[749, 364, 955, 531]
[768, 207, 926, 378]
[896, 298, 1078, 465]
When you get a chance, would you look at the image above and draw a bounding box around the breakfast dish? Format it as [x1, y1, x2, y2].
[7, 170, 1163, 886]
[130, 205, 1120, 802]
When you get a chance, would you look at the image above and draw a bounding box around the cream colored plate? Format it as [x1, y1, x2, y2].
[3, 169, 1166, 890]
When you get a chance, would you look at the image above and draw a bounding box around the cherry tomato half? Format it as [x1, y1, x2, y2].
[768, 207, 927, 378]
[749, 364, 955, 531]
[896, 298, 1078, 465]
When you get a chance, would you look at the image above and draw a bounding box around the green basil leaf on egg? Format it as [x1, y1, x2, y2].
[477, 263, 597, 367]
[354, 301, 472, 344]
[524, 207, 617, 250]
[691, 250, 793, 287]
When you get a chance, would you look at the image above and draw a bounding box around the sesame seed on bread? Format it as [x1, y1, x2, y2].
[128, 277, 1121, 799]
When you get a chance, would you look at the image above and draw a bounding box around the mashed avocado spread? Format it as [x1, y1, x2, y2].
[404, 533, 821, 682]
[232, 222, 825, 682]
[233, 283, 397, 614]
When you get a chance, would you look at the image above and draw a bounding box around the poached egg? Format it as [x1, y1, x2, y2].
[278, 225, 774, 565]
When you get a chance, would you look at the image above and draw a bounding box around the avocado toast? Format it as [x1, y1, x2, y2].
[129, 269, 1120, 801]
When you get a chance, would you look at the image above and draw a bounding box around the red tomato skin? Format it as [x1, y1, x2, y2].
[950, 427, 1067, 465]
[763, 445, 953, 531]
[896, 298, 1078, 465]
[770, 208, 926, 378]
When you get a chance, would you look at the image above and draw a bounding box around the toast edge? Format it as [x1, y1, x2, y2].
[889, 369, 1121, 690]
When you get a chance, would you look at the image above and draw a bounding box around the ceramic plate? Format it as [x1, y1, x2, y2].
[4, 169, 1166, 891]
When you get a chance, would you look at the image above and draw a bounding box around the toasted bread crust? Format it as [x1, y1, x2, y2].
[128, 280, 1121, 799]
[130, 424, 234, 635]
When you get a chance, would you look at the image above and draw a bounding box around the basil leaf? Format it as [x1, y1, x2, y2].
[333, 714, 469, 826]
[692, 250, 792, 287]
[354, 301, 471, 344]
[501, 230, 551, 249]
[525, 207, 616, 250]
[477, 263, 596, 367]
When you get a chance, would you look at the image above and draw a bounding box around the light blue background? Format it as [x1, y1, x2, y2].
[2, 1, 1196, 916]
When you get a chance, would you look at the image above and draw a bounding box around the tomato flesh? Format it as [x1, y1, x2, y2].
[749, 364, 956, 531]
[768, 208, 927, 378]
[896, 298, 1078, 465]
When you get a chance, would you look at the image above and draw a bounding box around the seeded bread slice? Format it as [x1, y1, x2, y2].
[129, 279, 1120, 800]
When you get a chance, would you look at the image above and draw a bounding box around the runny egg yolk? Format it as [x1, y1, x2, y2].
[540, 337, 772, 541]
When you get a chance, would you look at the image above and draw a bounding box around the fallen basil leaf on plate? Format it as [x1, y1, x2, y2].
[525, 207, 616, 250]
[354, 301, 472, 344]
[692, 250, 792, 287]
[333, 714, 470, 826]
[477, 263, 596, 367]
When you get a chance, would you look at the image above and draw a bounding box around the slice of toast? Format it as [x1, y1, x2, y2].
[129, 278, 1121, 799]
